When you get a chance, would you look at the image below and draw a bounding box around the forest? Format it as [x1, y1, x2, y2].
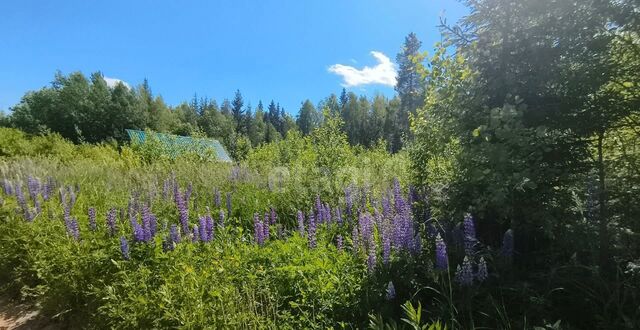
[0, 0, 639, 329]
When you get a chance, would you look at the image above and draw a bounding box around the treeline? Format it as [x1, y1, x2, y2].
[2, 34, 424, 158]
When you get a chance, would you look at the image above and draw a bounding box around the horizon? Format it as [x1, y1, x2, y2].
[0, 0, 467, 114]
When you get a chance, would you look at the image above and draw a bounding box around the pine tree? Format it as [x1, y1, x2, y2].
[395, 32, 424, 141]
[231, 90, 244, 132]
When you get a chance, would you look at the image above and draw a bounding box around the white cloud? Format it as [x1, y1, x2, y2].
[104, 76, 130, 89]
[328, 51, 397, 87]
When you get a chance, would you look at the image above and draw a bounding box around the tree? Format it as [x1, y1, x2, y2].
[395, 32, 424, 140]
[231, 90, 244, 133]
[296, 99, 317, 135]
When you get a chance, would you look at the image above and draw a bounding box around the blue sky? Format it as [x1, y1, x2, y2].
[0, 0, 467, 114]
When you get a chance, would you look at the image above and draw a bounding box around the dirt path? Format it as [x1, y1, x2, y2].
[0, 297, 57, 330]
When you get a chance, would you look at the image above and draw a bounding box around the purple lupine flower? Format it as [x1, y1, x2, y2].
[106, 208, 117, 235]
[254, 213, 264, 245]
[192, 225, 199, 243]
[382, 226, 391, 265]
[15, 183, 26, 209]
[34, 198, 41, 216]
[42, 177, 54, 200]
[324, 204, 332, 224]
[120, 236, 130, 260]
[367, 240, 377, 272]
[214, 188, 221, 208]
[455, 256, 474, 286]
[199, 216, 208, 242]
[307, 213, 317, 248]
[380, 193, 391, 218]
[501, 229, 514, 259]
[141, 205, 152, 241]
[335, 207, 343, 225]
[65, 217, 80, 240]
[27, 176, 40, 202]
[170, 224, 181, 244]
[132, 222, 145, 242]
[463, 213, 476, 256]
[297, 210, 305, 236]
[204, 211, 214, 241]
[336, 235, 343, 251]
[150, 214, 158, 237]
[477, 257, 488, 282]
[435, 234, 448, 270]
[263, 213, 270, 241]
[226, 192, 232, 218]
[358, 212, 373, 246]
[218, 209, 225, 228]
[2, 179, 13, 196]
[175, 189, 190, 236]
[270, 207, 277, 225]
[88, 207, 97, 231]
[352, 226, 359, 253]
[345, 186, 353, 217]
[385, 281, 396, 301]
[360, 185, 369, 208]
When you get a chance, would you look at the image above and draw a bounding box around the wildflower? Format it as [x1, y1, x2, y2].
[214, 188, 221, 207]
[254, 213, 264, 245]
[106, 207, 117, 235]
[175, 189, 189, 235]
[199, 216, 208, 242]
[435, 234, 448, 270]
[263, 213, 270, 241]
[170, 224, 181, 244]
[359, 212, 373, 246]
[149, 214, 158, 237]
[382, 229, 391, 265]
[335, 207, 343, 225]
[336, 235, 343, 251]
[2, 179, 13, 196]
[226, 192, 232, 218]
[120, 236, 130, 260]
[307, 213, 317, 248]
[219, 209, 225, 228]
[88, 207, 97, 231]
[27, 176, 40, 202]
[385, 281, 396, 301]
[41, 178, 53, 201]
[463, 213, 477, 255]
[65, 217, 80, 240]
[455, 256, 474, 286]
[192, 225, 199, 243]
[345, 186, 353, 217]
[477, 257, 488, 282]
[132, 222, 145, 242]
[367, 240, 377, 272]
[270, 207, 277, 225]
[297, 210, 305, 236]
[141, 204, 152, 241]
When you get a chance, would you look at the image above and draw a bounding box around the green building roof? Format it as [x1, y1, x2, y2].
[126, 129, 232, 162]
